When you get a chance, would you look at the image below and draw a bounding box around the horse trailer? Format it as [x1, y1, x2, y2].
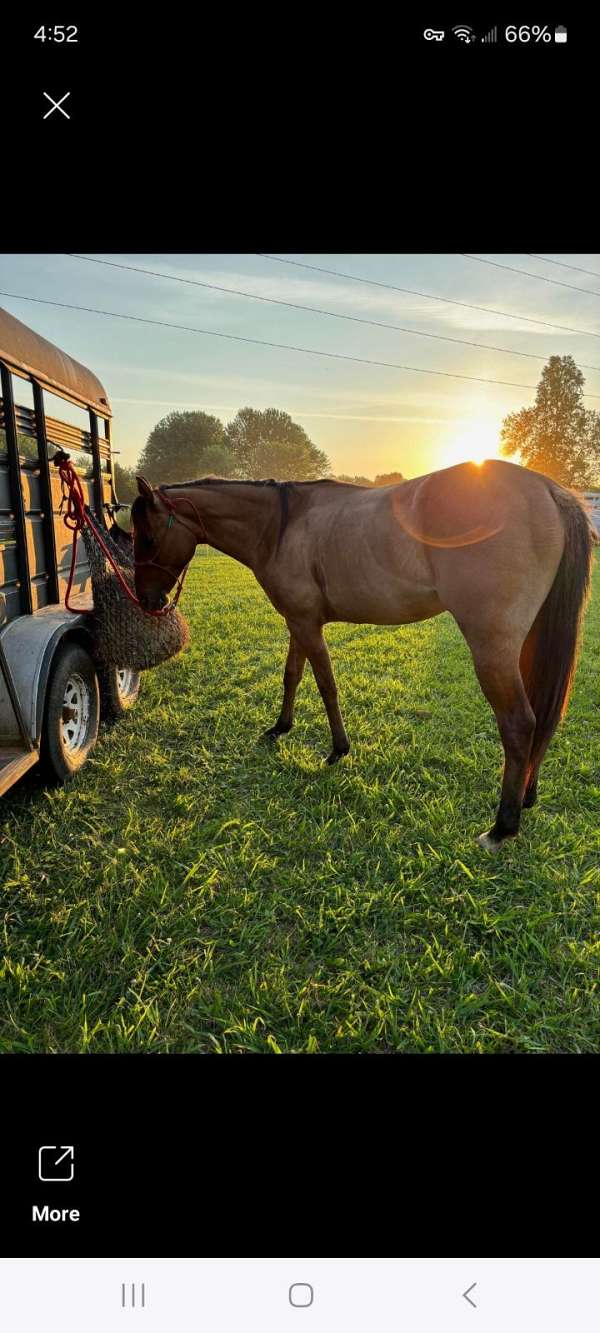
[583, 492, 600, 535]
[0, 306, 139, 797]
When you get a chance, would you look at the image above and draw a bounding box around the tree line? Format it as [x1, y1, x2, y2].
[113, 357, 600, 503]
[115, 407, 334, 501]
[113, 405, 406, 502]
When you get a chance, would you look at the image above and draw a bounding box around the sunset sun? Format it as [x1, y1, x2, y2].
[438, 418, 502, 471]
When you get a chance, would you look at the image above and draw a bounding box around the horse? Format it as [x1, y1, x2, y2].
[131, 460, 594, 851]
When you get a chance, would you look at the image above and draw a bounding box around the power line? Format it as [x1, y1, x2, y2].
[7, 289, 595, 396]
[526, 254, 600, 280]
[460, 253, 600, 298]
[257, 253, 600, 341]
[63, 253, 600, 374]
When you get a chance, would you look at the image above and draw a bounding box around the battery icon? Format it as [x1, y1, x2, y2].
[554, 25, 567, 42]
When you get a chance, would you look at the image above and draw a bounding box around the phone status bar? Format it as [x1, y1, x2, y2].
[422, 24, 567, 44]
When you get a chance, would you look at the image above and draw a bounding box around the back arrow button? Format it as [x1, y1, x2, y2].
[462, 1283, 477, 1308]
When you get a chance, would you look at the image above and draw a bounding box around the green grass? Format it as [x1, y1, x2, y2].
[1, 552, 599, 1053]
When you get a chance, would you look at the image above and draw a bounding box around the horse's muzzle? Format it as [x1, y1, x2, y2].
[139, 590, 168, 611]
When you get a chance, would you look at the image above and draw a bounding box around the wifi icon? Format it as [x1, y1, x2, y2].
[453, 24, 475, 42]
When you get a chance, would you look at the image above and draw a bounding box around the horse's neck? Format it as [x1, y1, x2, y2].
[173, 483, 279, 569]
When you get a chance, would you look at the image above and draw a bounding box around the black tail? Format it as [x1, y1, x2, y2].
[520, 484, 594, 781]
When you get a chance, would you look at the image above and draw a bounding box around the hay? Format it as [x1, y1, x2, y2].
[81, 523, 190, 671]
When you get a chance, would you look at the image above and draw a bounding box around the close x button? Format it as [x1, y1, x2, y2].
[42, 91, 71, 119]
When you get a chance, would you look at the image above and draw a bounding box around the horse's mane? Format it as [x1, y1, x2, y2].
[134, 477, 338, 549]
[164, 476, 337, 489]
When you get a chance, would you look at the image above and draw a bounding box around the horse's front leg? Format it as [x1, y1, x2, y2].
[262, 634, 306, 740]
[287, 618, 350, 765]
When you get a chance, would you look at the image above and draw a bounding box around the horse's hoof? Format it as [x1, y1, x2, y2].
[476, 831, 505, 853]
[260, 727, 280, 743]
[325, 746, 350, 765]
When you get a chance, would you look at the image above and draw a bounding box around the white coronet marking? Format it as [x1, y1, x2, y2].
[476, 831, 504, 853]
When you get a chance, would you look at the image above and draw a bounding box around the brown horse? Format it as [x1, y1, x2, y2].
[131, 460, 594, 851]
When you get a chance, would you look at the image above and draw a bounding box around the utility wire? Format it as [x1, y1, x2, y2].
[525, 254, 600, 280]
[63, 253, 600, 374]
[460, 253, 600, 298]
[8, 289, 599, 395]
[256, 254, 600, 341]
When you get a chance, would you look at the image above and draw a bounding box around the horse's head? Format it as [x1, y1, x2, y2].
[131, 476, 198, 610]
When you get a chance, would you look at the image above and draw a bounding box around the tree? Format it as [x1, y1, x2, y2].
[333, 472, 404, 487]
[334, 474, 374, 486]
[113, 461, 138, 503]
[501, 356, 600, 487]
[373, 471, 404, 486]
[225, 407, 330, 479]
[1, 429, 38, 460]
[136, 411, 235, 484]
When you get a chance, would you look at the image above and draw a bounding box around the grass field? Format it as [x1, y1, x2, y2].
[1, 551, 599, 1053]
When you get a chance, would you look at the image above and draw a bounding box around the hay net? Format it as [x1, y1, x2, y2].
[81, 520, 190, 672]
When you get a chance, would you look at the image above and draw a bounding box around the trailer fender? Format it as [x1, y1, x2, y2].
[0, 606, 94, 745]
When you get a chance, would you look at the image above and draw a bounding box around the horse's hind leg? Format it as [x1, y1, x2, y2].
[519, 626, 541, 808]
[469, 639, 535, 851]
[262, 634, 307, 739]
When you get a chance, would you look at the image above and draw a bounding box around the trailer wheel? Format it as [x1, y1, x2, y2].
[41, 643, 100, 782]
[98, 666, 141, 721]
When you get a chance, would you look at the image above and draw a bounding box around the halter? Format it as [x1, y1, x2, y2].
[134, 487, 209, 591]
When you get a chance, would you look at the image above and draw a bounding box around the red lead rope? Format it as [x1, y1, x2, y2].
[54, 453, 188, 618]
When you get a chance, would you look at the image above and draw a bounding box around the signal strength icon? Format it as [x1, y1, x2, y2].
[482, 25, 498, 42]
[452, 25, 475, 42]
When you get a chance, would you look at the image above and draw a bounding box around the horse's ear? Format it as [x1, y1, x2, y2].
[136, 475, 158, 506]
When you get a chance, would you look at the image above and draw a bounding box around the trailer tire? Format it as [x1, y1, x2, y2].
[41, 643, 100, 782]
[98, 666, 141, 722]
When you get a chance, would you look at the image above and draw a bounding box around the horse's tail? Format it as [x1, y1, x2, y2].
[520, 483, 594, 780]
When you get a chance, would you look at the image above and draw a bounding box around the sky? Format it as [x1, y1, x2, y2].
[1, 252, 599, 479]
